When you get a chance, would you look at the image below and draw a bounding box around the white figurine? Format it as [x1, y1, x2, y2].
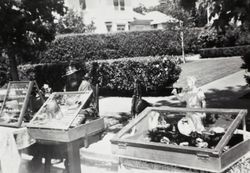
[172, 76, 206, 134]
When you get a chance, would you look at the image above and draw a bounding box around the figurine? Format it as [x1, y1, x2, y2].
[44, 98, 63, 120]
[172, 76, 206, 134]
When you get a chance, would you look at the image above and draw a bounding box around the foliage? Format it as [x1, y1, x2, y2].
[0, 0, 66, 80]
[85, 21, 96, 33]
[56, 9, 85, 34]
[39, 29, 201, 63]
[199, 45, 250, 58]
[149, 0, 194, 27]
[198, 26, 250, 48]
[18, 56, 181, 96]
[133, 5, 148, 14]
[209, 0, 250, 32]
[241, 51, 250, 85]
[0, 54, 9, 87]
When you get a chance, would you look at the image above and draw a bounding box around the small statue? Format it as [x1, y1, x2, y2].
[172, 76, 206, 134]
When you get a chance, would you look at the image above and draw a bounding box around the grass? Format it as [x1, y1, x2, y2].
[174, 56, 243, 88]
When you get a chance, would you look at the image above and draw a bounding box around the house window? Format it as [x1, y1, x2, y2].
[120, 0, 125, 10]
[117, 24, 125, 31]
[152, 24, 158, 29]
[113, 0, 125, 11]
[79, 0, 86, 10]
[113, 0, 119, 10]
[105, 22, 113, 32]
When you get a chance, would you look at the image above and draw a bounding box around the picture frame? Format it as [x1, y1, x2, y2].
[0, 81, 44, 127]
[28, 91, 93, 130]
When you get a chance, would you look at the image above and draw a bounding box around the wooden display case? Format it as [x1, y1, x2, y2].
[27, 91, 105, 142]
[0, 81, 44, 127]
[111, 107, 249, 173]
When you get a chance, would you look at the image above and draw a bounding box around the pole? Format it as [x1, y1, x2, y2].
[180, 21, 186, 63]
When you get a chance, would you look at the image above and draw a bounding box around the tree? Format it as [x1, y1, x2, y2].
[56, 9, 86, 34]
[149, 0, 194, 27]
[85, 21, 96, 33]
[133, 4, 148, 14]
[184, 0, 250, 31]
[0, 0, 66, 80]
[209, 0, 250, 32]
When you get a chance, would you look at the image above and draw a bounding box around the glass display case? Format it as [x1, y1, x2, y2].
[29, 91, 92, 130]
[111, 107, 249, 172]
[27, 91, 105, 142]
[0, 81, 44, 127]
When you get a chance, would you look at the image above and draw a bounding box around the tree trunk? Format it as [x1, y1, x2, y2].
[8, 54, 19, 81]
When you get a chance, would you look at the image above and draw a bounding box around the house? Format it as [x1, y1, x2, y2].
[130, 11, 179, 31]
[64, 0, 145, 33]
[64, 0, 179, 33]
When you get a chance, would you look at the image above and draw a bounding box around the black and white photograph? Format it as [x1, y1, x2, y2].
[0, 0, 250, 173]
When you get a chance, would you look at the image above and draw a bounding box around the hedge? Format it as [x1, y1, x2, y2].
[18, 56, 181, 96]
[38, 29, 201, 63]
[199, 45, 250, 58]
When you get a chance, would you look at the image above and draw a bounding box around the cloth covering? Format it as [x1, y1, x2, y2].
[0, 127, 35, 173]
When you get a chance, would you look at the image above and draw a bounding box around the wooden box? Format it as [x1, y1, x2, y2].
[111, 107, 250, 173]
[0, 81, 44, 127]
[27, 91, 105, 142]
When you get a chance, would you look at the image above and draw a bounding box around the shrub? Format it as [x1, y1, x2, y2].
[197, 26, 250, 49]
[0, 56, 8, 87]
[199, 45, 250, 58]
[18, 56, 181, 96]
[39, 29, 200, 63]
[241, 51, 250, 85]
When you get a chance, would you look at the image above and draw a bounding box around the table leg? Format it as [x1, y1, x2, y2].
[65, 141, 81, 173]
[44, 156, 51, 173]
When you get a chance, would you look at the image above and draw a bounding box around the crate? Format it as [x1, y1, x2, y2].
[111, 107, 249, 173]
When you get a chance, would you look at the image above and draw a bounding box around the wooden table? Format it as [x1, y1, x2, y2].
[23, 131, 103, 173]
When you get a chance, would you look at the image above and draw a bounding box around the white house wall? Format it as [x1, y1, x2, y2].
[64, 0, 135, 33]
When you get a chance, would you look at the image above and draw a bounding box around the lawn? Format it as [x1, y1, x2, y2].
[174, 56, 244, 88]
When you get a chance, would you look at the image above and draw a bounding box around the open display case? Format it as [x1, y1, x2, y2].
[28, 91, 105, 142]
[111, 107, 249, 173]
[0, 81, 44, 127]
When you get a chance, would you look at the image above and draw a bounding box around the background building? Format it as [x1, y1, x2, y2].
[64, 0, 178, 33]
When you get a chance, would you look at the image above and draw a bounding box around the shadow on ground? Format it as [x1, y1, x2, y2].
[205, 85, 250, 129]
[103, 112, 131, 133]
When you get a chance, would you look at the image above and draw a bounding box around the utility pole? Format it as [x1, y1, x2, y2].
[180, 21, 186, 63]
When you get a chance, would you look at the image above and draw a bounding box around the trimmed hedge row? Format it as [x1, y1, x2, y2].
[18, 56, 181, 96]
[39, 29, 201, 63]
[199, 45, 250, 58]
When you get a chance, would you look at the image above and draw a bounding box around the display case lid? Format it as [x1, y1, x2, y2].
[0, 81, 44, 128]
[28, 91, 93, 130]
[111, 106, 247, 156]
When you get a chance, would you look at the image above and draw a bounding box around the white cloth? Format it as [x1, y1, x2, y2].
[0, 127, 35, 173]
[0, 129, 20, 173]
[78, 80, 92, 92]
